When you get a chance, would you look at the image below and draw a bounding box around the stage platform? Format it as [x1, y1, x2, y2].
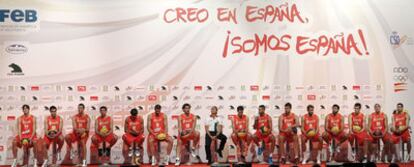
[3, 162, 413, 167]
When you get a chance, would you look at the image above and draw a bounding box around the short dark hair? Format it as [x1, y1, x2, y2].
[182, 103, 191, 109]
[397, 103, 404, 107]
[333, 104, 340, 109]
[100, 106, 107, 111]
[237, 105, 244, 111]
[22, 104, 30, 110]
[49, 106, 57, 111]
[354, 103, 362, 108]
[285, 102, 292, 108]
[258, 105, 266, 109]
[78, 103, 85, 108]
[307, 105, 314, 110]
[130, 108, 138, 116]
[154, 104, 161, 110]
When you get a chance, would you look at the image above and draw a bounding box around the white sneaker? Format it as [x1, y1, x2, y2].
[134, 149, 140, 157]
[11, 159, 17, 167]
[41, 159, 48, 167]
[405, 154, 411, 162]
[33, 159, 38, 167]
[164, 156, 170, 165]
[57, 152, 62, 161]
[302, 158, 307, 164]
[317, 159, 321, 164]
[70, 150, 75, 159]
[81, 159, 87, 167]
[190, 148, 197, 157]
[175, 158, 180, 166]
[128, 148, 133, 157]
[151, 156, 156, 166]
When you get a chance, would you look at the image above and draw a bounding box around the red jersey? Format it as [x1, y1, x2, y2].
[180, 113, 195, 131]
[350, 112, 365, 132]
[150, 113, 166, 135]
[369, 112, 386, 132]
[19, 115, 35, 138]
[73, 114, 89, 129]
[393, 112, 408, 128]
[326, 113, 343, 130]
[125, 115, 143, 134]
[280, 113, 296, 129]
[97, 116, 111, 133]
[46, 115, 61, 132]
[256, 114, 271, 130]
[233, 115, 248, 131]
[303, 114, 318, 131]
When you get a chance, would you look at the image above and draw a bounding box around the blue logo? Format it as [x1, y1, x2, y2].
[0, 9, 37, 22]
[390, 31, 400, 45]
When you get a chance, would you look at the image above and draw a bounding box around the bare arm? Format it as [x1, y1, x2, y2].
[109, 117, 114, 134]
[17, 117, 21, 139]
[164, 114, 168, 134]
[246, 117, 249, 133]
[147, 114, 153, 135]
[177, 117, 181, 134]
[316, 116, 320, 133]
[31, 116, 36, 140]
[384, 114, 388, 133]
[59, 116, 63, 134]
[340, 116, 345, 132]
[124, 119, 129, 134]
[95, 118, 100, 136]
[72, 116, 76, 133]
[139, 117, 144, 134]
[44, 117, 48, 137]
[301, 116, 305, 134]
[348, 114, 352, 134]
[86, 115, 91, 133]
[367, 115, 372, 134]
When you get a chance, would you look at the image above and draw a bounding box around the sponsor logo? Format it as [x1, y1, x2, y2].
[7, 63, 24, 76]
[393, 67, 409, 92]
[0, 9, 39, 34]
[5, 44, 27, 54]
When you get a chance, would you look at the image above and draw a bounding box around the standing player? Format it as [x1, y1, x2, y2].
[122, 108, 145, 164]
[300, 105, 322, 164]
[91, 106, 118, 164]
[175, 103, 200, 166]
[322, 104, 349, 162]
[278, 103, 300, 164]
[251, 105, 275, 163]
[12, 105, 39, 167]
[147, 104, 173, 166]
[64, 103, 91, 166]
[231, 106, 252, 163]
[42, 106, 64, 165]
[390, 103, 411, 162]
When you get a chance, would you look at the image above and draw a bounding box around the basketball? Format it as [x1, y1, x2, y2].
[307, 129, 317, 137]
[352, 125, 362, 132]
[100, 126, 109, 134]
[237, 131, 247, 138]
[156, 133, 167, 141]
[260, 126, 269, 135]
[398, 125, 406, 132]
[331, 126, 340, 134]
[21, 138, 30, 146]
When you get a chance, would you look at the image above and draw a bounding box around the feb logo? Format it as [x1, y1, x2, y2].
[0, 9, 37, 22]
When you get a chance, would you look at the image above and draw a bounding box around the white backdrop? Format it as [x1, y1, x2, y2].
[0, 0, 413, 165]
